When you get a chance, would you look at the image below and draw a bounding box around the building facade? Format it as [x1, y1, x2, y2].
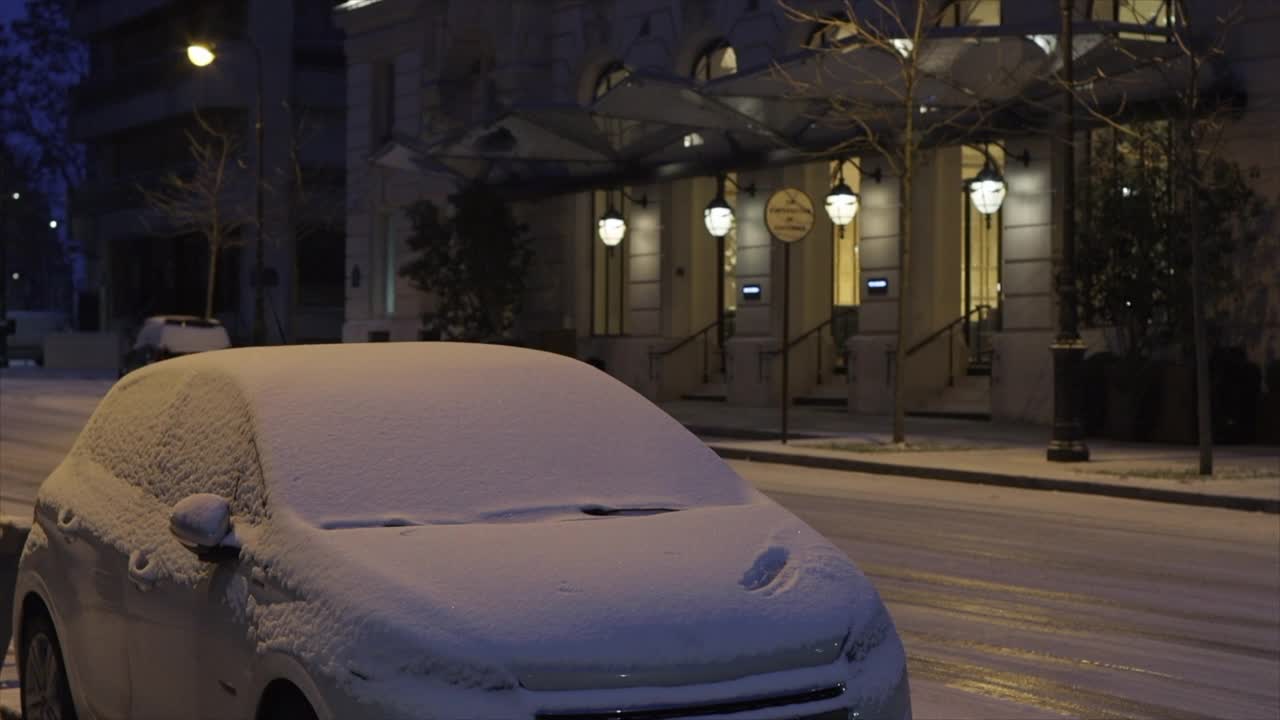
[70, 0, 348, 344]
[334, 0, 1279, 424]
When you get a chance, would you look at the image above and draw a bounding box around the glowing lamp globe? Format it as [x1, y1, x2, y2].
[187, 44, 216, 67]
[703, 196, 734, 238]
[824, 182, 860, 227]
[597, 208, 626, 247]
[967, 164, 1007, 215]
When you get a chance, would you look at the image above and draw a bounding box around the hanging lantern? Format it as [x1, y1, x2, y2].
[967, 162, 1007, 215]
[597, 206, 626, 247]
[704, 193, 734, 238]
[824, 181, 860, 227]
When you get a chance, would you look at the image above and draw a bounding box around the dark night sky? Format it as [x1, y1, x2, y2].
[0, 1, 27, 26]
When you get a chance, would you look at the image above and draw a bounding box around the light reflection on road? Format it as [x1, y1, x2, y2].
[743, 461, 1280, 720]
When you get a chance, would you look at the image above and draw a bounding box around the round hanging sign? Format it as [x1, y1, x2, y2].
[765, 188, 815, 243]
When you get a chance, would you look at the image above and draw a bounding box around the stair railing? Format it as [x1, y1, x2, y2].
[757, 307, 857, 384]
[903, 305, 991, 387]
[648, 319, 722, 384]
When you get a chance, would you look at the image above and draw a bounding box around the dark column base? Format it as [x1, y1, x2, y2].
[1047, 339, 1090, 462]
[1047, 440, 1090, 462]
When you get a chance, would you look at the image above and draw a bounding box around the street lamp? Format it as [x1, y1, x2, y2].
[824, 180, 859, 229]
[597, 206, 626, 247]
[704, 175, 756, 378]
[967, 162, 1007, 215]
[187, 44, 216, 67]
[703, 191, 734, 239]
[48, 219, 58, 229]
[188, 35, 268, 344]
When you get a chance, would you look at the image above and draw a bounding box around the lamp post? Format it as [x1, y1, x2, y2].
[597, 202, 626, 335]
[704, 176, 734, 373]
[188, 38, 268, 344]
[1048, 0, 1090, 462]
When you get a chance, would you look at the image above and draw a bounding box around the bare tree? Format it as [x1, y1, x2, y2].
[1054, 0, 1266, 473]
[139, 113, 252, 320]
[779, 0, 1022, 443]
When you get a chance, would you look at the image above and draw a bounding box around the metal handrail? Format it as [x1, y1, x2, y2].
[759, 307, 857, 384]
[904, 305, 991, 357]
[648, 319, 722, 384]
[902, 304, 992, 388]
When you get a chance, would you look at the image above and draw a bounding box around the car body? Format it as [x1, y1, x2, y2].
[119, 315, 231, 376]
[13, 343, 911, 720]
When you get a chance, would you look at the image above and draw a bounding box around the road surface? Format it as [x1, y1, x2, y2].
[735, 459, 1280, 719]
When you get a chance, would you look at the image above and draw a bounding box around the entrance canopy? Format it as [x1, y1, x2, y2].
[395, 22, 1192, 195]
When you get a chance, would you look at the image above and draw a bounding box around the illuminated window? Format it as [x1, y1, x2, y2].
[939, 0, 1002, 27]
[592, 62, 635, 148]
[593, 62, 629, 98]
[960, 146, 1003, 316]
[1091, 0, 1174, 25]
[383, 212, 397, 316]
[806, 20, 859, 48]
[592, 189, 627, 335]
[692, 40, 737, 83]
[830, 160, 861, 307]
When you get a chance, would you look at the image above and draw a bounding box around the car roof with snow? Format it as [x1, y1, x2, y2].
[134, 316, 230, 352]
[89, 343, 753, 527]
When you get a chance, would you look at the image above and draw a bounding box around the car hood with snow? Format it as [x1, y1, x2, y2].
[256, 499, 880, 693]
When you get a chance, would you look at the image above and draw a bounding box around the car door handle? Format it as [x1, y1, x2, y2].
[128, 549, 158, 591]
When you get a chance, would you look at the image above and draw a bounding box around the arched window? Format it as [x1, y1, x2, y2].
[1089, 0, 1174, 25]
[593, 61, 630, 100]
[691, 39, 737, 83]
[591, 61, 635, 148]
[937, 0, 1002, 26]
[806, 20, 858, 48]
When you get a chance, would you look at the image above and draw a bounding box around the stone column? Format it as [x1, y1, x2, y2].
[848, 157, 900, 414]
[991, 137, 1058, 424]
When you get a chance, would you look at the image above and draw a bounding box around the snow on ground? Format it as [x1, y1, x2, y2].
[0, 374, 111, 519]
[735, 459, 1280, 720]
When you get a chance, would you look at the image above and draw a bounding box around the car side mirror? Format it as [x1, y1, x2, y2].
[170, 494, 236, 562]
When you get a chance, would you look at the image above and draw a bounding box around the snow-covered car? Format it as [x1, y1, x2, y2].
[12, 343, 911, 720]
[120, 315, 231, 376]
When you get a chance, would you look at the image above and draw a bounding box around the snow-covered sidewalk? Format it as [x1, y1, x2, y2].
[664, 401, 1280, 513]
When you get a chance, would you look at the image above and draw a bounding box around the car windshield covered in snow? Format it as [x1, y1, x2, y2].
[106, 343, 753, 528]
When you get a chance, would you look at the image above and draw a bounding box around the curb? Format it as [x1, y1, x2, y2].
[706, 444, 1280, 514]
[682, 425, 830, 442]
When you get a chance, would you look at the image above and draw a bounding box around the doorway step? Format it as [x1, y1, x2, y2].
[907, 373, 991, 421]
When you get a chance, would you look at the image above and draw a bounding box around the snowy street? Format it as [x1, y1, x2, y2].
[738, 460, 1280, 719]
[0, 374, 110, 520]
[2, 376, 1278, 718]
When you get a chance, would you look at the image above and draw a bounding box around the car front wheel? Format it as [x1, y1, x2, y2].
[20, 613, 78, 720]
